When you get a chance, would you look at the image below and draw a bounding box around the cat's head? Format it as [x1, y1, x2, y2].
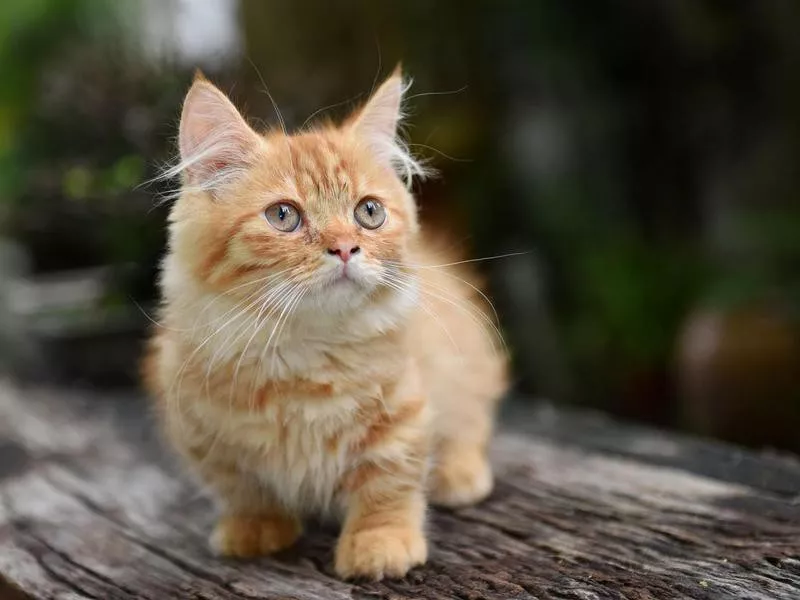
[166, 68, 426, 317]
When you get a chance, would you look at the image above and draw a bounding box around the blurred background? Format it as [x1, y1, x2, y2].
[1, 0, 798, 452]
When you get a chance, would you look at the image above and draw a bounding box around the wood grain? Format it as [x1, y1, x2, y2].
[0, 383, 798, 599]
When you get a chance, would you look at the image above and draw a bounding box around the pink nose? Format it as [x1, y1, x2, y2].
[327, 241, 360, 263]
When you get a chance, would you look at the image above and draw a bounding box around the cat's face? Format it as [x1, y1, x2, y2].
[168, 70, 424, 316]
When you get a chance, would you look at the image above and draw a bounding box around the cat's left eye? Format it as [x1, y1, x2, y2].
[264, 202, 301, 232]
[354, 197, 386, 230]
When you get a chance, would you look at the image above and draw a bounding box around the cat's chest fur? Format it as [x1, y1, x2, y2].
[165, 279, 413, 513]
[197, 391, 369, 515]
[182, 329, 400, 515]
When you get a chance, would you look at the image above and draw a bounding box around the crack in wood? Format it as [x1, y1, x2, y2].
[39, 472, 266, 600]
[3, 518, 99, 600]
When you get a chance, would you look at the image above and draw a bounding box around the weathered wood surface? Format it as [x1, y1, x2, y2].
[1, 383, 799, 600]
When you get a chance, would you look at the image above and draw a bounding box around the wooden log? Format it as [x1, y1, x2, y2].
[0, 382, 799, 599]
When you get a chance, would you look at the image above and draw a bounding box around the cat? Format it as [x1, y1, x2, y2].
[142, 66, 508, 581]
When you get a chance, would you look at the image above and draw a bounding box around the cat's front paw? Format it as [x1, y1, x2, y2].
[335, 526, 427, 580]
[210, 514, 301, 557]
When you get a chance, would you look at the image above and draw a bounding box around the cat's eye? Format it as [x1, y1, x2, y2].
[264, 202, 301, 232]
[354, 197, 386, 230]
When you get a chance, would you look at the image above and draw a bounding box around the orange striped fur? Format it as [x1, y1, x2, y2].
[143, 69, 508, 581]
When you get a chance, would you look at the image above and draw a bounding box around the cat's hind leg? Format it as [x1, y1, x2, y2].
[428, 405, 495, 508]
[429, 440, 493, 508]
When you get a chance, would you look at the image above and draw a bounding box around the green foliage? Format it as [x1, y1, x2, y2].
[0, 0, 90, 201]
[62, 156, 145, 202]
[0, 0, 184, 313]
[568, 238, 705, 371]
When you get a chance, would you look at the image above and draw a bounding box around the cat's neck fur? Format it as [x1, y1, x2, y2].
[159, 251, 418, 382]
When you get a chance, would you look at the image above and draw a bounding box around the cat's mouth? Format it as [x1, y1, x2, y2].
[328, 265, 358, 286]
[318, 262, 377, 293]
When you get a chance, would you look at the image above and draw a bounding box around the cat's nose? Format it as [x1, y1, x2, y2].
[327, 241, 360, 263]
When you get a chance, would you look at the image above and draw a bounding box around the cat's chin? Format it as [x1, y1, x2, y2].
[317, 265, 379, 294]
[302, 274, 376, 314]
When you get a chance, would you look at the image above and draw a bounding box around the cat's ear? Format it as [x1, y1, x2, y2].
[178, 74, 261, 191]
[347, 66, 425, 184]
[350, 66, 405, 144]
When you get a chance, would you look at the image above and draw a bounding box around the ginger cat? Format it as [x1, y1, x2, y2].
[143, 67, 508, 581]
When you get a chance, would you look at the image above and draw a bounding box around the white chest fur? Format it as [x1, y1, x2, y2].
[190, 393, 366, 517]
[161, 265, 417, 514]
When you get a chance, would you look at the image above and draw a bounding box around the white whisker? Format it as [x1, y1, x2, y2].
[408, 142, 472, 163]
[170, 290, 262, 423]
[379, 273, 461, 354]
[386, 251, 529, 270]
[244, 281, 307, 410]
[247, 56, 286, 135]
[269, 286, 308, 380]
[221, 278, 300, 407]
[405, 85, 468, 101]
[393, 270, 505, 355]
[387, 260, 500, 326]
[301, 94, 363, 131]
[191, 268, 294, 333]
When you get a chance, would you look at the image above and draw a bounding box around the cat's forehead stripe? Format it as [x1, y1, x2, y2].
[287, 134, 358, 204]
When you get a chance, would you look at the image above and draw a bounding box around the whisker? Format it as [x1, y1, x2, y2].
[131, 298, 177, 332]
[227, 305, 269, 408]
[245, 284, 303, 412]
[197, 267, 294, 325]
[385, 250, 529, 270]
[425, 278, 505, 345]
[202, 278, 292, 376]
[247, 56, 286, 135]
[369, 37, 383, 97]
[301, 93, 364, 131]
[389, 260, 500, 326]
[384, 258, 505, 345]
[172, 271, 298, 410]
[408, 143, 472, 163]
[269, 286, 307, 380]
[170, 290, 263, 421]
[405, 85, 468, 101]
[133, 271, 282, 334]
[380, 274, 461, 354]
[178, 268, 294, 336]
[221, 279, 299, 406]
[253, 275, 296, 327]
[246, 282, 306, 408]
[392, 271, 506, 355]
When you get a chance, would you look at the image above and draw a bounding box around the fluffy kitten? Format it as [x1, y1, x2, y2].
[143, 67, 508, 581]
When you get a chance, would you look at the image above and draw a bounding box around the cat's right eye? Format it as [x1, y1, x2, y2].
[264, 202, 301, 232]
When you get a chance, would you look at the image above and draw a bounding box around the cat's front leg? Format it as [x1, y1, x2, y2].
[211, 510, 301, 558]
[335, 395, 430, 580]
[194, 456, 302, 557]
[335, 463, 428, 580]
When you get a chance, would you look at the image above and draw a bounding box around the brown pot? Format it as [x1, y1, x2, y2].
[676, 306, 800, 452]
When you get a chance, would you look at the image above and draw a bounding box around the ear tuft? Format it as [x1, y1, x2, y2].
[173, 79, 261, 195]
[349, 68, 427, 187]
